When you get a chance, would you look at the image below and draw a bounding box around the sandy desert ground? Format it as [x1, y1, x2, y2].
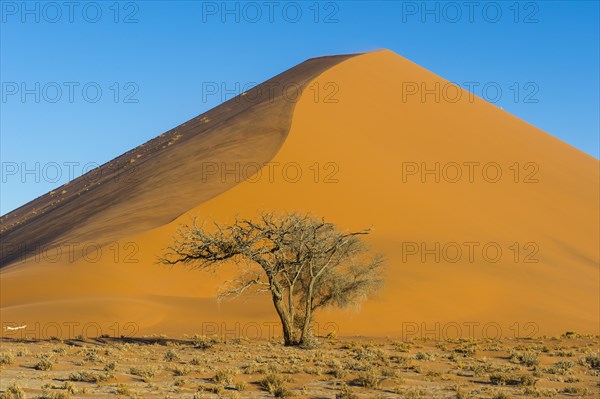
[1, 334, 599, 399]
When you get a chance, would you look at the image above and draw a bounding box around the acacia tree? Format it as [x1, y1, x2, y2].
[160, 211, 385, 346]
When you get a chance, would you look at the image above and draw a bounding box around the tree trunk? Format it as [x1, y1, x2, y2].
[288, 285, 295, 338]
[271, 291, 297, 346]
[299, 282, 314, 345]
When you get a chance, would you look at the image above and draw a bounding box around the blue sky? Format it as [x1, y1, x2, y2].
[1, 0, 598, 214]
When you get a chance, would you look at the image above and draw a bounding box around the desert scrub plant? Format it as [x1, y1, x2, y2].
[552, 349, 573, 357]
[208, 385, 225, 395]
[34, 354, 54, 371]
[60, 382, 76, 394]
[129, 364, 161, 381]
[461, 362, 494, 377]
[190, 356, 204, 366]
[424, 369, 442, 381]
[328, 366, 348, 378]
[52, 346, 67, 355]
[491, 391, 510, 399]
[353, 346, 383, 362]
[164, 348, 180, 362]
[452, 385, 472, 399]
[213, 368, 237, 385]
[68, 370, 112, 383]
[191, 335, 219, 349]
[454, 386, 472, 399]
[578, 351, 600, 369]
[560, 386, 588, 395]
[114, 384, 132, 396]
[561, 331, 578, 339]
[489, 372, 536, 386]
[0, 352, 14, 365]
[344, 359, 373, 372]
[393, 341, 412, 352]
[415, 351, 433, 361]
[303, 365, 323, 375]
[41, 382, 77, 395]
[521, 386, 558, 397]
[454, 343, 476, 357]
[80, 348, 104, 363]
[335, 384, 358, 399]
[15, 348, 29, 357]
[0, 383, 25, 399]
[547, 360, 575, 375]
[234, 381, 247, 391]
[38, 389, 71, 399]
[103, 360, 117, 372]
[172, 364, 192, 376]
[259, 373, 292, 396]
[510, 350, 540, 367]
[354, 370, 382, 388]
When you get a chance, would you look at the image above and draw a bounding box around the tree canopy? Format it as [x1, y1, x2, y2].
[160, 211, 385, 346]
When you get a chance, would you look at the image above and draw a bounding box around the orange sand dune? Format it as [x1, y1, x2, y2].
[1, 50, 598, 340]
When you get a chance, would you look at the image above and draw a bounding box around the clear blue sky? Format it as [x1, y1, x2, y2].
[1, 1, 598, 214]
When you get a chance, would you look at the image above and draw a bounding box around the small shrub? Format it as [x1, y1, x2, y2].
[190, 356, 203, 366]
[173, 378, 186, 387]
[489, 372, 536, 386]
[454, 344, 476, 357]
[335, 384, 357, 399]
[164, 349, 180, 362]
[272, 386, 293, 398]
[259, 374, 291, 395]
[213, 368, 236, 385]
[0, 353, 15, 365]
[521, 387, 555, 397]
[61, 382, 76, 394]
[561, 386, 588, 395]
[129, 365, 160, 380]
[34, 357, 53, 371]
[511, 351, 540, 367]
[192, 335, 219, 349]
[210, 385, 224, 395]
[39, 390, 71, 399]
[173, 365, 191, 376]
[68, 371, 111, 383]
[329, 366, 348, 378]
[234, 381, 247, 391]
[114, 384, 131, 395]
[415, 352, 432, 361]
[0, 383, 25, 399]
[104, 360, 117, 372]
[81, 348, 104, 363]
[579, 351, 600, 369]
[355, 371, 381, 388]
[52, 346, 67, 355]
[552, 360, 574, 375]
[15, 348, 29, 357]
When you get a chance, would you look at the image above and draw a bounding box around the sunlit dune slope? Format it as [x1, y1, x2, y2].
[1, 50, 598, 339]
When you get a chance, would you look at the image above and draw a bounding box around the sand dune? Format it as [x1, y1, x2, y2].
[1, 50, 598, 339]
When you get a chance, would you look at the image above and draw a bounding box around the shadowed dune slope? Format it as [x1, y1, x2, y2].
[0, 53, 357, 268]
[1, 50, 598, 338]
